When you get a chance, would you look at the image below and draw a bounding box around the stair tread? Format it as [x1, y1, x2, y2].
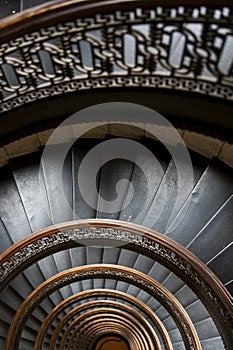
[167, 160, 233, 247]
[41, 144, 73, 224]
[0, 218, 12, 254]
[195, 317, 222, 341]
[97, 158, 134, 220]
[207, 243, 233, 285]
[9, 153, 52, 232]
[143, 150, 208, 233]
[200, 337, 224, 350]
[188, 195, 233, 264]
[72, 139, 101, 219]
[0, 166, 32, 243]
[120, 139, 170, 224]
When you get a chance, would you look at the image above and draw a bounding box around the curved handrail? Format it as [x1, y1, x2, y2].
[48, 300, 161, 350]
[62, 308, 153, 350]
[35, 289, 172, 350]
[5, 264, 201, 350]
[0, 220, 232, 348]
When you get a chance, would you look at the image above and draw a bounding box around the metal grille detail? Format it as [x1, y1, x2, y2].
[0, 3, 233, 114]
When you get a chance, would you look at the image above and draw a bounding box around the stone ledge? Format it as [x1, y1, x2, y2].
[0, 126, 232, 168]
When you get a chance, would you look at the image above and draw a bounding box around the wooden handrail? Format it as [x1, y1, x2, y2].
[0, 220, 232, 348]
[5, 264, 201, 350]
[0, 219, 232, 313]
[35, 289, 172, 350]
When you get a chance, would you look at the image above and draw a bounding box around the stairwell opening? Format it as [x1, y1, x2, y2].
[94, 334, 130, 350]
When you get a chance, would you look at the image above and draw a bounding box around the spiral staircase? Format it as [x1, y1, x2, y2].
[0, 1, 232, 350]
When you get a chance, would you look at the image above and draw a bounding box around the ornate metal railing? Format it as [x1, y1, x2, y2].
[0, 220, 232, 349]
[59, 302, 158, 349]
[0, 0, 232, 116]
[35, 289, 172, 350]
[5, 264, 201, 350]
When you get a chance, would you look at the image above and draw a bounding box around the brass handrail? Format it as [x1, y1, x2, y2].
[63, 309, 151, 350]
[5, 264, 201, 350]
[35, 289, 172, 350]
[49, 300, 160, 350]
[0, 219, 232, 348]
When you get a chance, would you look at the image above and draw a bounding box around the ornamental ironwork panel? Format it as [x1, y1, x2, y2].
[0, 4, 233, 114]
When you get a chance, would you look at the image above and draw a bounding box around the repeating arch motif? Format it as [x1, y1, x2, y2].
[0, 220, 232, 348]
[50, 301, 160, 350]
[62, 308, 153, 350]
[5, 264, 201, 350]
[35, 289, 172, 350]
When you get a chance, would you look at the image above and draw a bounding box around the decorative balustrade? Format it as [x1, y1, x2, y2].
[0, 0, 232, 115]
[35, 289, 172, 350]
[5, 264, 201, 350]
[0, 220, 232, 349]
